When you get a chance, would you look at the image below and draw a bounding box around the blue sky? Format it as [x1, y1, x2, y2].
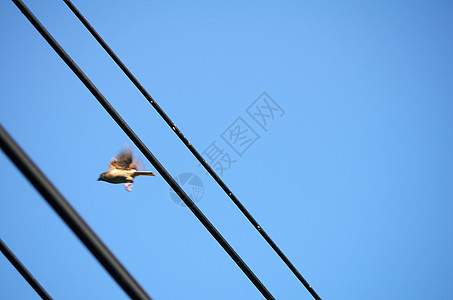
[1, 0, 453, 299]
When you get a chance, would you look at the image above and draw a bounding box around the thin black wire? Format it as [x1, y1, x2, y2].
[0, 238, 53, 300]
[0, 123, 152, 300]
[61, 1, 321, 299]
[11, 1, 274, 299]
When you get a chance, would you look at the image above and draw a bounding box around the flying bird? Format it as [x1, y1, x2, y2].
[98, 149, 156, 191]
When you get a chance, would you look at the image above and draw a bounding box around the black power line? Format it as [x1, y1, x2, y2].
[0, 123, 152, 300]
[61, 1, 321, 299]
[11, 1, 274, 299]
[0, 238, 53, 300]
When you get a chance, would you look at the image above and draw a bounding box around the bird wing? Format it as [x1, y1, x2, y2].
[109, 149, 139, 170]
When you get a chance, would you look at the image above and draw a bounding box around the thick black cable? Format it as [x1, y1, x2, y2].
[0, 123, 152, 300]
[62, 1, 321, 299]
[0, 238, 53, 300]
[11, 1, 274, 299]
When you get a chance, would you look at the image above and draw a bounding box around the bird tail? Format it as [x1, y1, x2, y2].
[134, 171, 157, 177]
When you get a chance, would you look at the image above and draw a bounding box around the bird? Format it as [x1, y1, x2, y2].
[98, 148, 156, 191]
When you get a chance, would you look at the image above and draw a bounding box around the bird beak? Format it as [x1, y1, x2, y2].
[97, 177, 101, 181]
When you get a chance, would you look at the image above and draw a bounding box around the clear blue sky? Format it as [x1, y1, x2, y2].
[1, 0, 452, 299]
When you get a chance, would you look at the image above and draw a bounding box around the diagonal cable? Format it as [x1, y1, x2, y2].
[11, 0, 274, 299]
[0, 238, 53, 300]
[61, 1, 321, 299]
[0, 123, 152, 300]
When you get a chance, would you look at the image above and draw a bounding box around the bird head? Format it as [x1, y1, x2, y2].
[97, 172, 107, 182]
